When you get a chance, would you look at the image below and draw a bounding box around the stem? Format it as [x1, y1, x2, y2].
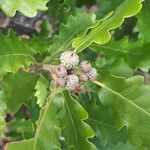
[74, 49, 77, 53]
[29, 64, 54, 73]
[92, 80, 150, 117]
[29, 64, 58, 81]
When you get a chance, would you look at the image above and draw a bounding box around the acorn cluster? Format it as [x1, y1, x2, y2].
[52, 51, 97, 91]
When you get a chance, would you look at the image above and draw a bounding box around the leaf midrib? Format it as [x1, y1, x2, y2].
[74, 0, 140, 51]
[33, 88, 57, 150]
[93, 80, 150, 117]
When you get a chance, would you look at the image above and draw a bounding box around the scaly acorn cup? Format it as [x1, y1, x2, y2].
[60, 51, 79, 69]
[53, 65, 67, 78]
[33, 51, 98, 91]
[80, 61, 92, 73]
[79, 73, 88, 82]
[86, 68, 97, 80]
[66, 74, 79, 91]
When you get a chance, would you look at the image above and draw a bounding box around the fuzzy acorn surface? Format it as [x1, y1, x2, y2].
[51, 51, 98, 91]
[60, 51, 79, 69]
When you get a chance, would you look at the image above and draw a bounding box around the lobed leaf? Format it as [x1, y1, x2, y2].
[0, 30, 36, 77]
[78, 90, 128, 148]
[3, 72, 39, 113]
[22, 35, 52, 55]
[45, 12, 96, 62]
[35, 75, 49, 107]
[0, 0, 48, 17]
[59, 91, 96, 150]
[96, 0, 124, 19]
[6, 139, 34, 150]
[7, 119, 34, 139]
[0, 90, 6, 135]
[96, 75, 150, 148]
[103, 142, 134, 150]
[47, 0, 76, 22]
[7, 86, 61, 150]
[91, 38, 150, 76]
[31, 87, 61, 150]
[137, 0, 150, 42]
[72, 0, 143, 52]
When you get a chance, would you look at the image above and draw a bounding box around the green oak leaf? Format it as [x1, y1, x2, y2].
[104, 142, 134, 150]
[7, 119, 34, 139]
[7, 90, 96, 150]
[137, 0, 150, 42]
[59, 91, 96, 150]
[47, 0, 76, 22]
[23, 36, 52, 55]
[27, 98, 40, 123]
[78, 92, 127, 147]
[96, 0, 124, 19]
[7, 86, 61, 150]
[0, 30, 36, 77]
[91, 38, 150, 79]
[31, 87, 61, 150]
[3, 72, 39, 113]
[6, 139, 34, 150]
[0, 0, 48, 17]
[72, 0, 143, 52]
[35, 75, 49, 107]
[45, 11, 96, 62]
[0, 90, 6, 135]
[76, 0, 96, 7]
[91, 39, 133, 80]
[96, 75, 150, 148]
